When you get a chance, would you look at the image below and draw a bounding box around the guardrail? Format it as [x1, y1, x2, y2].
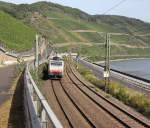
[24, 60, 63, 128]
[0, 46, 6, 53]
[77, 58, 150, 93]
[111, 70, 150, 91]
[0, 45, 34, 58]
[93, 63, 150, 92]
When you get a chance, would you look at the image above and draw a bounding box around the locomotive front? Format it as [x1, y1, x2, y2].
[48, 57, 64, 79]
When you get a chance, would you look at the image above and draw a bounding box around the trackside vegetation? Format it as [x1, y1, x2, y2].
[76, 63, 150, 118]
[30, 63, 48, 90]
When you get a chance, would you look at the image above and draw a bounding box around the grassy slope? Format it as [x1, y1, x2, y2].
[0, 11, 36, 51]
[46, 13, 150, 60]
[0, 1, 150, 60]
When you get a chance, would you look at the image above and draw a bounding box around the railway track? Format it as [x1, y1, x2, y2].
[62, 68, 124, 128]
[42, 80, 72, 128]
[42, 80, 92, 128]
[41, 62, 150, 128]
[66, 63, 150, 128]
[51, 80, 92, 128]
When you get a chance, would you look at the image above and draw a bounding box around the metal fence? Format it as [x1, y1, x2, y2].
[24, 60, 63, 128]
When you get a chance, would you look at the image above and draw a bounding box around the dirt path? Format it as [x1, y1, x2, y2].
[0, 70, 25, 128]
[0, 65, 16, 105]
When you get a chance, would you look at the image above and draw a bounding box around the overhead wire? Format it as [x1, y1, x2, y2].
[102, 0, 150, 36]
[102, 0, 128, 15]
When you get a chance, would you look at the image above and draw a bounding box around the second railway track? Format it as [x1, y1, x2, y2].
[66, 62, 150, 128]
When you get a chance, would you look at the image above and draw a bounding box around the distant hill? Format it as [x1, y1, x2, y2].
[0, 1, 150, 60]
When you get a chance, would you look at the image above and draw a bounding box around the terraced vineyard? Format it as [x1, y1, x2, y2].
[0, 11, 36, 51]
[1, 1, 150, 60]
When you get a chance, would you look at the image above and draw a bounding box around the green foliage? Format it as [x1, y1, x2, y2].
[0, 11, 36, 51]
[78, 33, 105, 43]
[30, 63, 48, 89]
[78, 64, 105, 89]
[129, 94, 150, 116]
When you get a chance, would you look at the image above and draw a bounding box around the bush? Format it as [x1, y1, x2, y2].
[129, 94, 150, 117]
[115, 86, 130, 104]
[78, 64, 105, 89]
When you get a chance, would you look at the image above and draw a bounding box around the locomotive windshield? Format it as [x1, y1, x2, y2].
[53, 56, 61, 60]
[50, 61, 62, 66]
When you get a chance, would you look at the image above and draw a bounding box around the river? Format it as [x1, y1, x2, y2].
[110, 58, 150, 80]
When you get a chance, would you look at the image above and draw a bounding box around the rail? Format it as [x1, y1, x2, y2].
[24, 60, 63, 128]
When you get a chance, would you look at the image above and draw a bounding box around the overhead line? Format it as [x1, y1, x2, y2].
[102, 0, 127, 15]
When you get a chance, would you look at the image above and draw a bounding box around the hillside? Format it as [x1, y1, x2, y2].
[0, 1, 150, 60]
[0, 10, 36, 51]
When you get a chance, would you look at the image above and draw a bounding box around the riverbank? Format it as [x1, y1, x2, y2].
[94, 57, 150, 64]
[94, 57, 150, 81]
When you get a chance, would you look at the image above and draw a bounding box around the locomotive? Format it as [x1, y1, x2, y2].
[48, 56, 64, 79]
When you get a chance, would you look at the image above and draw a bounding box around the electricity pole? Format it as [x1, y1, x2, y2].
[104, 33, 110, 92]
[35, 34, 39, 68]
[70, 30, 111, 92]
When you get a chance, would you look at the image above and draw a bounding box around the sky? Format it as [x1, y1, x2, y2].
[1, 0, 150, 22]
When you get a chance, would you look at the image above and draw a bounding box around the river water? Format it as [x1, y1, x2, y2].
[110, 58, 150, 80]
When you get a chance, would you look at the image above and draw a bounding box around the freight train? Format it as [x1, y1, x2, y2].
[48, 56, 64, 79]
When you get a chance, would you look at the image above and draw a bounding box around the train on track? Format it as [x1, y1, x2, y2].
[48, 56, 64, 79]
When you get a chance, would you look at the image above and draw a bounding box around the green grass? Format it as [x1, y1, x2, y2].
[30, 63, 47, 90]
[111, 35, 130, 43]
[53, 18, 89, 30]
[77, 32, 105, 43]
[139, 35, 150, 44]
[0, 11, 36, 51]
